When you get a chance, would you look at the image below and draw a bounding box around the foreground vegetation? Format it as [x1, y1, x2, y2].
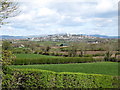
[2, 68, 119, 89]
[2, 40, 120, 89]
[10, 62, 119, 76]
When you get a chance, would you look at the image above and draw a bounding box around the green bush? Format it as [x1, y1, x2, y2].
[83, 54, 104, 57]
[104, 57, 119, 62]
[13, 56, 103, 65]
[93, 53, 105, 56]
[109, 57, 118, 62]
[84, 54, 93, 57]
[2, 68, 119, 89]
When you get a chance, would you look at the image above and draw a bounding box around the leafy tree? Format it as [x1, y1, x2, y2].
[1, 50, 15, 72]
[2, 41, 12, 50]
[1, 50, 16, 66]
[0, 50, 16, 74]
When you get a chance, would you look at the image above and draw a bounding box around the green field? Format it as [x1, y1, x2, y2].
[14, 54, 99, 65]
[10, 62, 119, 76]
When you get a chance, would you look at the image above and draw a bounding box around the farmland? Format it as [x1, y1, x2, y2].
[1, 0, 119, 88]
[2, 38, 120, 89]
[10, 62, 119, 76]
[12, 54, 119, 76]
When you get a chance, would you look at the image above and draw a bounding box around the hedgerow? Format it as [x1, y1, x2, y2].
[2, 68, 119, 89]
[13, 57, 103, 65]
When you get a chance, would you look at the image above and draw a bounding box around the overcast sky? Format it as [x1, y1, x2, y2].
[1, 0, 118, 36]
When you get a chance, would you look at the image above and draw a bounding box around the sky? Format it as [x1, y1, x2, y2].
[0, 0, 118, 36]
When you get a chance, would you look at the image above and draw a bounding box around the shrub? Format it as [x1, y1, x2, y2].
[2, 68, 119, 89]
[109, 57, 117, 62]
[93, 53, 105, 56]
[12, 48, 32, 54]
[84, 54, 93, 57]
[48, 52, 54, 56]
[1, 50, 16, 66]
[104, 57, 119, 62]
[12, 49, 24, 54]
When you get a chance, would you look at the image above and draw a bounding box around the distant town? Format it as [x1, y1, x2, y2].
[27, 34, 107, 43]
[1, 33, 115, 44]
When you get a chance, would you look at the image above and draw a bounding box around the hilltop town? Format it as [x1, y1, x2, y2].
[27, 34, 109, 43]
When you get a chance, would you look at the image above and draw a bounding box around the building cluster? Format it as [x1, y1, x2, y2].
[28, 34, 97, 42]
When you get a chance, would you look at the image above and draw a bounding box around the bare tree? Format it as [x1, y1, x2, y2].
[78, 43, 87, 57]
[68, 42, 78, 57]
[103, 42, 116, 61]
[0, 0, 20, 26]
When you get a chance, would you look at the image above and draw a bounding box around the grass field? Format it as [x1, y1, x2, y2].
[10, 62, 119, 76]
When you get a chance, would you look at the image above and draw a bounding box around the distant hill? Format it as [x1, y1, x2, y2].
[0, 34, 119, 39]
[89, 34, 119, 39]
[0, 35, 27, 39]
[0, 35, 46, 39]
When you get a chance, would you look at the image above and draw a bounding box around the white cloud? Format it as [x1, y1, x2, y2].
[96, 0, 117, 14]
[14, 14, 33, 21]
[73, 17, 86, 23]
[93, 17, 113, 22]
[37, 8, 59, 16]
[1, 0, 118, 36]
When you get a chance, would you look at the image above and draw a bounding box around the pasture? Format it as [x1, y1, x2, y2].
[10, 62, 119, 76]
